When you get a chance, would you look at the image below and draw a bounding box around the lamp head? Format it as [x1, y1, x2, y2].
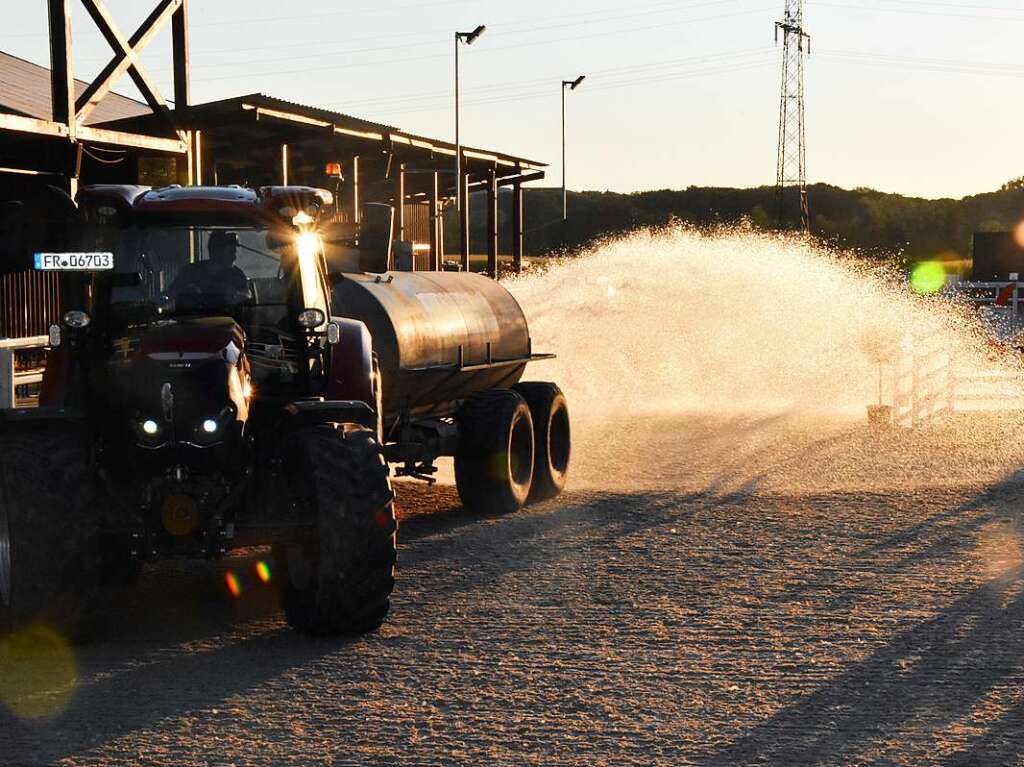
[459, 24, 487, 44]
[569, 75, 586, 90]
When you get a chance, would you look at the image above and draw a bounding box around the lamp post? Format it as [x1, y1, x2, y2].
[562, 75, 585, 221]
[455, 24, 486, 214]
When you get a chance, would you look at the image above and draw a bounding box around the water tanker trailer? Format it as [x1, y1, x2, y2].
[0, 184, 569, 638]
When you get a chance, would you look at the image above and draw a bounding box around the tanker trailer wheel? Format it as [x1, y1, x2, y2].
[455, 389, 535, 515]
[0, 430, 99, 638]
[512, 382, 571, 502]
[276, 426, 397, 636]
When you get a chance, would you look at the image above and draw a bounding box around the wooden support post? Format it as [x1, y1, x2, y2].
[0, 350, 13, 410]
[68, 143, 82, 199]
[351, 155, 360, 223]
[393, 163, 405, 243]
[192, 129, 203, 185]
[48, 0, 74, 136]
[486, 168, 498, 279]
[512, 182, 524, 274]
[436, 195, 446, 272]
[460, 171, 471, 272]
[429, 172, 440, 272]
[280, 144, 288, 185]
[172, 0, 190, 110]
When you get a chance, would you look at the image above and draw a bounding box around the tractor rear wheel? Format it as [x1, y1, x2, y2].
[513, 382, 571, 502]
[455, 389, 535, 515]
[277, 426, 396, 636]
[0, 429, 99, 638]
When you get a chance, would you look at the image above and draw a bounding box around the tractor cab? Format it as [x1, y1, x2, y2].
[56, 185, 338, 405]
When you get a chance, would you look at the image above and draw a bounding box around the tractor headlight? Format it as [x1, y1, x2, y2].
[135, 418, 167, 448]
[191, 406, 236, 445]
[297, 232, 318, 260]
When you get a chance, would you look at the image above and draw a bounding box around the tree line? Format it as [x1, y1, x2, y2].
[455, 181, 1024, 272]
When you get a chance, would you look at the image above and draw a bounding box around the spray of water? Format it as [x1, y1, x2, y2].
[504, 224, 1024, 493]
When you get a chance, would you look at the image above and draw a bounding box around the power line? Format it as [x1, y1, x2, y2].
[192, 5, 773, 85]
[365, 55, 778, 117]
[332, 47, 775, 111]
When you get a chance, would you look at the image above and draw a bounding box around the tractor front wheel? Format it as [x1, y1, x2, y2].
[276, 426, 397, 636]
[0, 429, 99, 638]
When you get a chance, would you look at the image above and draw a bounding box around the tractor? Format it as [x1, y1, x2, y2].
[0, 184, 570, 638]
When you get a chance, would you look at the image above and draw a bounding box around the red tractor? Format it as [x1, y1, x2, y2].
[0, 184, 570, 637]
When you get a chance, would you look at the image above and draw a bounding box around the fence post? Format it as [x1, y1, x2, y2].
[0, 350, 14, 409]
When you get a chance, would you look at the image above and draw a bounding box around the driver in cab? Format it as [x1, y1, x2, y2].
[171, 231, 250, 304]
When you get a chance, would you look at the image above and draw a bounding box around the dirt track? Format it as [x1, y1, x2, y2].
[4, 412, 1024, 766]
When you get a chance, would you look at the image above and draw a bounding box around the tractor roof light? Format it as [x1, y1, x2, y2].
[297, 308, 327, 329]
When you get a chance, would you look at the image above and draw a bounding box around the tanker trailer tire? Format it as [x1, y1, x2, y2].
[277, 426, 397, 636]
[512, 382, 571, 502]
[0, 430, 100, 640]
[455, 389, 535, 515]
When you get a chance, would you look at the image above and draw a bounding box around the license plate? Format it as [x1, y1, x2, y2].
[34, 252, 114, 271]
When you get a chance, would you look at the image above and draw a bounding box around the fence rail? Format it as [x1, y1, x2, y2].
[888, 323, 1024, 426]
[0, 336, 49, 409]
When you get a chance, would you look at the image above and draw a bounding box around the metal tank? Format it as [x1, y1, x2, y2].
[332, 272, 544, 418]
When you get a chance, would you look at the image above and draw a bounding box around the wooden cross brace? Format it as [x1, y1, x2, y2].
[75, 0, 184, 138]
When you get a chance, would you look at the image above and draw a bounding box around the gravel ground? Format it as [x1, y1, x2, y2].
[4, 412, 1024, 766]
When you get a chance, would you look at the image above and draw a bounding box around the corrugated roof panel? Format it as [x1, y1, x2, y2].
[0, 51, 151, 125]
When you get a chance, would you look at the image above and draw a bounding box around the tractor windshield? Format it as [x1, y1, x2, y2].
[100, 225, 328, 328]
[111, 227, 287, 315]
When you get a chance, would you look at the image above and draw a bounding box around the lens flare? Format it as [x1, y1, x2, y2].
[1014, 220, 1024, 250]
[910, 261, 946, 295]
[225, 571, 242, 599]
[0, 625, 78, 720]
[255, 561, 272, 583]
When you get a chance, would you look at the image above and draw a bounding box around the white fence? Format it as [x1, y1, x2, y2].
[956, 281, 1024, 315]
[888, 325, 1024, 427]
[0, 336, 48, 409]
[890, 329, 955, 428]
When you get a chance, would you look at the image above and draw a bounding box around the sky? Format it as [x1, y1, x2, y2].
[4, 0, 1024, 200]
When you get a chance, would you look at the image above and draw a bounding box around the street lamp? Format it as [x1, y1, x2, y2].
[455, 24, 487, 214]
[562, 75, 585, 221]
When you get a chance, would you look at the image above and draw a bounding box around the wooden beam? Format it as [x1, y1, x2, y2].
[79, 0, 175, 129]
[486, 169, 498, 279]
[47, 0, 74, 135]
[77, 125, 186, 153]
[496, 170, 546, 188]
[75, 0, 182, 125]
[281, 144, 288, 185]
[512, 182, 523, 275]
[0, 113, 69, 138]
[172, 0, 191, 110]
